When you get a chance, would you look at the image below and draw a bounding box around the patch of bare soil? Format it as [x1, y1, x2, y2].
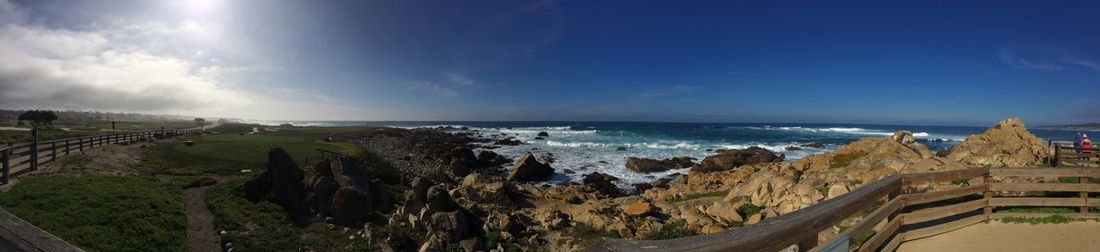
[898, 221, 1100, 252]
[36, 141, 153, 176]
[186, 186, 221, 252]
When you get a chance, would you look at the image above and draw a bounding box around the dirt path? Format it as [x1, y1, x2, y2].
[898, 221, 1100, 252]
[185, 186, 221, 252]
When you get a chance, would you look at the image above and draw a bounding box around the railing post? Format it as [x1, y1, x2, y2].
[2, 148, 9, 184]
[65, 140, 70, 155]
[50, 142, 56, 162]
[983, 174, 992, 220]
[29, 128, 38, 171]
[1054, 144, 1061, 167]
[1080, 176, 1089, 214]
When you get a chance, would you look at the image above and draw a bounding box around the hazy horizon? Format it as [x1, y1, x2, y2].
[2, 0, 1099, 125]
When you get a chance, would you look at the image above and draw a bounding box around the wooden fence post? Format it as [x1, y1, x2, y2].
[2, 148, 9, 184]
[65, 140, 70, 155]
[50, 142, 56, 162]
[29, 128, 38, 171]
[990, 173, 998, 218]
[1081, 176, 1089, 214]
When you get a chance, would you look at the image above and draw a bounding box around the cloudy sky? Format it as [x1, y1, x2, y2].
[1, 0, 1099, 125]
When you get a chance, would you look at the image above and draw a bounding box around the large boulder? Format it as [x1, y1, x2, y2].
[243, 147, 309, 225]
[309, 156, 389, 226]
[625, 157, 695, 173]
[507, 152, 554, 182]
[942, 117, 1047, 167]
[693, 147, 781, 172]
[582, 172, 623, 196]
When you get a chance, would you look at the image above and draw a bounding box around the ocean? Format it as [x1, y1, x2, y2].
[245, 120, 1097, 187]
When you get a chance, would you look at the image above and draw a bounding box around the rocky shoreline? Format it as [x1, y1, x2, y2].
[246, 118, 1050, 251]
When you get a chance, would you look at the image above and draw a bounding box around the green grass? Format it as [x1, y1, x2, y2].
[666, 191, 727, 204]
[141, 133, 360, 175]
[1000, 214, 1074, 225]
[0, 175, 187, 252]
[736, 203, 762, 217]
[644, 219, 693, 240]
[207, 180, 382, 251]
[1001, 206, 1075, 214]
[0, 129, 101, 144]
[830, 153, 864, 168]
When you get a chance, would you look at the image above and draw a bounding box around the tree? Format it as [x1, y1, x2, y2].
[17, 110, 59, 129]
[194, 118, 206, 125]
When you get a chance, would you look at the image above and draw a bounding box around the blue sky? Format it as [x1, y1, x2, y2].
[1, 0, 1099, 126]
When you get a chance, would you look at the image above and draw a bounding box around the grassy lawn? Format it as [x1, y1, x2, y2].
[207, 180, 379, 251]
[0, 175, 187, 252]
[142, 133, 360, 175]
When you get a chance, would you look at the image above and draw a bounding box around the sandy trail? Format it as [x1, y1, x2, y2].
[898, 221, 1100, 252]
[185, 186, 221, 252]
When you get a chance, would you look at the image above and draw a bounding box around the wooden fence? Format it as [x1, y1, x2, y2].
[0, 128, 199, 185]
[591, 167, 1100, 252]
[1053, 143, 1099, 167]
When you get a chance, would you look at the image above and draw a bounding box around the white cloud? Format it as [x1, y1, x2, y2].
[409, 82, 459, 97]
[443, 71, 476, 86]
[998, 47, 1064, 71]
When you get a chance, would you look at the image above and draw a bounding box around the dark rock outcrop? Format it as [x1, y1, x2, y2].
[507, 152, 554, 182]
[476, 150, 511, 167]
[582, 172, 622, 196]
[625, 157, 695, 173]
[309, 156, 391, 226]
[693, 147, 781, 172]
[494, 139, 525, 146]
[243, 147, 309, 225]
[537, 131, 550, 137]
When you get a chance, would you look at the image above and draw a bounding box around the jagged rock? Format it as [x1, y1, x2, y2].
[426, 185, 452, 213]
[476, 150, 510, 167]
[582, 172, 622, 196]
[745, 213, 762, 225]
[827, 184, 849, 199]
[704, 201, 744, 227]
[616, 146, 628, 151]
[243, 147, 309, 224]
[460, 237, 485, 252]
[943, 117, 1047, 167]
[625, 157, 695, 173]
[537, 131, 550, 137]
[429, 211, 469, 242]
[332, 186, 373, 225]
[507, 152, 554, 182]
[494, 139, 525, 146]
[700, 225, 725, 234]
[310, 157, 384, 226]
[801, 142, 826, 148]
[623, 202, 654, 217]
[693, 147, 781, 172]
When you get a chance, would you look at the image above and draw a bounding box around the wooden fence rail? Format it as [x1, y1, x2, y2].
[0, 127, 199, 185]
[591, 166, 1100, 252]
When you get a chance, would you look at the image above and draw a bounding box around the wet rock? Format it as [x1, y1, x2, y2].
[507, 152, 554, 182]
[625, 157, 695, 173]
[693, 147, 781, 173]
[616, 146, 628, 151]
[494, 139, 525, 146]
[537, 131, 550, 137]
[582, 172, 622, 196]
[801, 142, 826, 148]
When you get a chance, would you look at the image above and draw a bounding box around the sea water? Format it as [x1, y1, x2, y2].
[245, 120, 1095, 187]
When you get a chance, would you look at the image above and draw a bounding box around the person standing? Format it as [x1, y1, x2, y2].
[1083, 134, 1093, 162]
[1075, 132, 1085, 160]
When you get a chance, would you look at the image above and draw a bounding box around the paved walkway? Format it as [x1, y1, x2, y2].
[898, 221, 1100, 252]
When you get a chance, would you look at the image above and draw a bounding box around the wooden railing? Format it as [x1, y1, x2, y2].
[591, 167, 1100, 252]
[1053, 143, 1099, 167]
[0, 128, 199, 185]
